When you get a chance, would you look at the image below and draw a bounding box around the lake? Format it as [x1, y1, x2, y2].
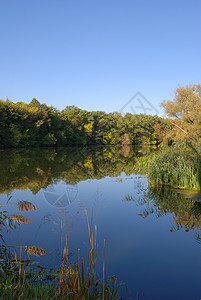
[0, 146, 201, 299]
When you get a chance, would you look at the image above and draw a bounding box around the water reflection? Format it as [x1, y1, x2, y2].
[124, 184, 201, 243]
[0, 146, 201, 299]
[0, 146, 147, 196]
[1, 146, 201, 238]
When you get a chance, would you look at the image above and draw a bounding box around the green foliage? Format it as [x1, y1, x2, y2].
[148, 144, 201, 190]
[161, 84, 201, 153]
[43, 133, 57, 146]
[0, 99, 169, 148]
[1, 84, 200, 150]
[131, 143, 201, 191]
[133, 152, 155, 174]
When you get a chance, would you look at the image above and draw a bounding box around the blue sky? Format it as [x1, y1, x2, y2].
[0, 0, 200, 116]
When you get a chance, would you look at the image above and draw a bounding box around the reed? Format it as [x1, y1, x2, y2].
[0, 207, 124, 299]
[148, 144, 201, 190]
[134, 152, 155, 174]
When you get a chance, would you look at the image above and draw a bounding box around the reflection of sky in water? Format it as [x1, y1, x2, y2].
[0, 173, 201, 300]
[43, 181, 78, 207]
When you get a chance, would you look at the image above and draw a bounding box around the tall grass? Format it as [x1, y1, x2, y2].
[0, 207, 124, 299]
[54, 208, 122, 300]
[148, 144, 201, 190]
[134, 152, 155, 174]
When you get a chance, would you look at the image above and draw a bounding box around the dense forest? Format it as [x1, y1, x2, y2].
[0, 98, 171, 148]
[1, 84, 200, 151]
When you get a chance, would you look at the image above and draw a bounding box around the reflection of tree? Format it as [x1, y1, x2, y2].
[124, 186, 201, 243]
[173, 211, 201, 231]
[0, 146, 147, 195]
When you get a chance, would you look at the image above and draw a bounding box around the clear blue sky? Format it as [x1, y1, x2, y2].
[0, 0, 200, 115]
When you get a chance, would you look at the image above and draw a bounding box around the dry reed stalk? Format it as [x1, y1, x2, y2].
[17, 201, 36, 212]
[25, 245, 46, 257]
[12, 215, 31, 224]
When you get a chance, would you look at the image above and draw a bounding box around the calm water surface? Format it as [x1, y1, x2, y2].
[0, 146, 201, 300]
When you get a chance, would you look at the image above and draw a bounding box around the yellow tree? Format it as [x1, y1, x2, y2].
[84, 123, 93, 137]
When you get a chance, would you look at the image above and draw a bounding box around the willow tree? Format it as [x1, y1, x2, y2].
[160, 84, 201, 152]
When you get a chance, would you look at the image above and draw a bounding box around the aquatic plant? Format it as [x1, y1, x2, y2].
[11, 215, 31, 224]
[25, 246, 46, 257]
[17, 201, 36, 212]
[148, 144, 201, 190]
[0, 200, 124, 299]
[134, 152, 155, 174]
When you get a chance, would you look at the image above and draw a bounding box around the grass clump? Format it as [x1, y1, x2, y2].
[134, 152, 155, 174]
[148, 144, 201, 190]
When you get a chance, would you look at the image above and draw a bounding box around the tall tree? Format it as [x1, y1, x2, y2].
[160, 84, 201, 152]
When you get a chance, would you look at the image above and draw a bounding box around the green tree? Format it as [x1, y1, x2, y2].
[160, 84, 201, 151]
[29, 98, 41, 107]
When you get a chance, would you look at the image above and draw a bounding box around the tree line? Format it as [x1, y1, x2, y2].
[0, 84, 200, 150]
[0, 98, 170, 148]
